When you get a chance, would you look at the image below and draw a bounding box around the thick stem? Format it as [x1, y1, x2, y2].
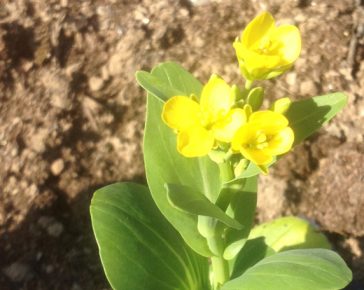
[218, 161, 234, 183]
[211, 255, 230, 289]
[210, 161, 235, 289]
[245, 79, 254, 91]
[215, 161, 235, 211]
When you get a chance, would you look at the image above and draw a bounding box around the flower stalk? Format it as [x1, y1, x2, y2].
[210, 161, 236, 289]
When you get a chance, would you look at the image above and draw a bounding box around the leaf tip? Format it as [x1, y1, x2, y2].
[135, 70, 148, 82]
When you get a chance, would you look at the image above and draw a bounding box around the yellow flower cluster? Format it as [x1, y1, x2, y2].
[162, 77, 294, 165]
[234, 11, 301, 81]
[162, 12, 300, 167]
[162, 75, 246, 157]
[231, 111, 294, 165]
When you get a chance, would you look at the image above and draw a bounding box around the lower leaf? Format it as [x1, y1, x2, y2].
[249, 216, 331, 252]
[230, 216, 332, 279]
[223, 249, 352, 290]
[90, 182, 210, 290]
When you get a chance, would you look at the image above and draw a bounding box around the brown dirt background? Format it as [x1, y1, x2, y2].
[0, 0, 363, 289]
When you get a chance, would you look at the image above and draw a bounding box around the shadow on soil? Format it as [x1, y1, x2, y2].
[0, 177, 145, 290]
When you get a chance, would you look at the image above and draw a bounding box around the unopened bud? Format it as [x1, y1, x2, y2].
[246, 87, 264, 111]
[272, 97, 291, 114]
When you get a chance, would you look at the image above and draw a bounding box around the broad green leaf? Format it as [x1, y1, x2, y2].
[230, 237, 274, 279]
[229, 93, 347, 180]
[249, 216, 331, 252]
[136, 62, 203, 102]
[286, 92, 347, 145]
[224, 176, 258, 260]
[230, 216, 332, 280]
[223, 249, 352, 290]
[166, 183, 243, 230]
[136, 71, 184, 102]
[91, 182, 210, 290]
[143, 62, 221, 257]
[224, 239, 248, 261]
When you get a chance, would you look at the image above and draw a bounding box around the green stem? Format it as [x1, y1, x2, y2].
[218, 161, 234, 183]
[215, 161, 235, 211]
[211, 255, 230, 289]
[210, 161, 235, 289]
[245, 79, 254, 90]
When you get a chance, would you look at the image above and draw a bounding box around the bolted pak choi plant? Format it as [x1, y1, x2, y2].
[90, 12, 352, 290]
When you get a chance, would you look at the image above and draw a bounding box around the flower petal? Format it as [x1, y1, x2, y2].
[177, 126, 214, 157]
[162, 96, 200, 131]
[236, 12, 301, 81]
[271, 25, 301, 64]
[200, 75, 233, 124]
[233, 40, 246, 62]
[249, 110, 289, 135]
[234, 42, 282, 80]
[232, 123, 273, 165]
[240, 147, 273, 165]
[213, 108, 247, 143]
[231, 123, 256, 151]
[243, 48, 282, 70]
[265, 127, 294, 155]
[242, 11, 275, 49]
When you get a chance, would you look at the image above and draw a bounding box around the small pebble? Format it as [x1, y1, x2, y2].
[3, 262, 32, 282]
[300, 79, 318, 96]
[47, 222, 64, 237]
[285, 72, 297, 86]
[88, 76, 104, 92]
[28, 129, 48, 153]
[51, 159, 64, 176]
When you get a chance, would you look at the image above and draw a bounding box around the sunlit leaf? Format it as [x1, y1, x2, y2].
[249, 216, 331, 252]
[166, 183, 242, 229]
[91, 183, 210, 290]
[286, 92, 347, 145]
[136, 62, 203, 102]
[223, 249, 352, 290]
[230, 216, 332, 279]
[143, 62, 221, 257]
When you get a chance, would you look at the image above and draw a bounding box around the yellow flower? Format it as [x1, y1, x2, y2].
[234, 11, 301, 81]
[162, 75, 246, 157]
[231, 110, 294, 165]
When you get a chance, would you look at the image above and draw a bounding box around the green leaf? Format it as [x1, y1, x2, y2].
[136, 71, 184, 102]
[166, 183, 243, 230]
[230, 237, 274, 279]
[143, 62, 221, 257]
[223, 249, 352, 290]
[136, 62, 203, 102]
[230, 216, 332, 280]
[249, 216, 331, 252]
[91, 182, 210, 290]
[224, 176, 258, 260]
[286, 92, 347, 145]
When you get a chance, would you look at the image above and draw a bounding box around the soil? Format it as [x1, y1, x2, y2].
[0, 0, 363, 289]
